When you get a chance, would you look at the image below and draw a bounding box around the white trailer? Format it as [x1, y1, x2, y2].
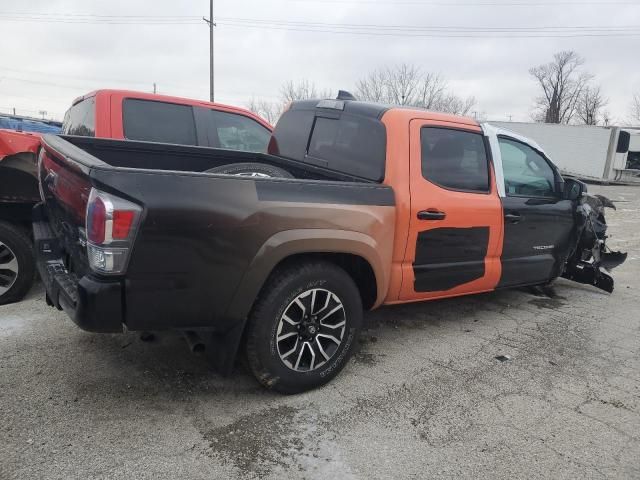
[489, 121, 639, 183]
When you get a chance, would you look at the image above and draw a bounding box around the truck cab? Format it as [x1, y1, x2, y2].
[270, 101, 586, 304]
[63, 90, 272, 152]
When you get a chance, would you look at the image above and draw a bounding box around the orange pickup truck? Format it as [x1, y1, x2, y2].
[34, 95, 625, 393]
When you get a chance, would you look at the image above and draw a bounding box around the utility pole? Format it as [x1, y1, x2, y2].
[203, 0, 216, 102]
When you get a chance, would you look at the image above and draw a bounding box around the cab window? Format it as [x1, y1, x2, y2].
[62, 97, 95, 137]
[421, 127, 490, 192]
[210, 110, 270, 152]
[123, 99, 197, 145]
[498, 137, 556, 197]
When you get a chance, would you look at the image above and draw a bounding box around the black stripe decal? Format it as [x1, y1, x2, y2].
[413, 226, 489, 292]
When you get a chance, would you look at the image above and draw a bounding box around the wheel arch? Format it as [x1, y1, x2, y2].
[226, 229, 389, 321]
[0, 151, 40, 225]
[0, 151, 40, 198]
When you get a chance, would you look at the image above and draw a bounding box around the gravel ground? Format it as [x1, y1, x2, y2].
[1, 185, 639, 479]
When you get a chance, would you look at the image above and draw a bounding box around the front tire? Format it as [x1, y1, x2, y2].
[0, 221, 35, 306]
[245, 261, 362, 394]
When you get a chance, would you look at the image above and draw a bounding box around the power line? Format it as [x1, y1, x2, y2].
[217, 17, 640, 31]
[217, 21, 640, 37]
[1, 14, 639, 36]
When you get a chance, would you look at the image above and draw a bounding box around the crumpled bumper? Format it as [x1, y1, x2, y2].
[562, 193, 627, 293]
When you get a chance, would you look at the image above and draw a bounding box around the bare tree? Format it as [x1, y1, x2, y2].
[356, 64, 475, 114]
[246, 97, 284, 125]
[355, 68, 388, 103]
[247, 79, 333, 124]
[280, 79, 331, 103]
[577, 85, 608, 125]
[415, 72, 448, 109]
[385, 64, 422, 105]
[530, 51, 593, 124]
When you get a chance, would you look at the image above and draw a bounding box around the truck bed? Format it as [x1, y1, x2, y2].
[60, 135, 368, 182]
[36, 134, 396, 336]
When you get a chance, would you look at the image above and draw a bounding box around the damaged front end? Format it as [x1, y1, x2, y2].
[562, 190, 627, 293]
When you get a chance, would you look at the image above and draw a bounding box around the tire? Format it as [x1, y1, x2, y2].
[246, 261, 363, 394]
[205, 162, 293, 179]
[0, 221, 35, 306]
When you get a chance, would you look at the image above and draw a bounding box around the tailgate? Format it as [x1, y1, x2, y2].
[38, 135, 96, 277]
[34, 135, 124, 332]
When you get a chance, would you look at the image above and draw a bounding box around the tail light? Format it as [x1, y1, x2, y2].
[85, 188, 142, 274]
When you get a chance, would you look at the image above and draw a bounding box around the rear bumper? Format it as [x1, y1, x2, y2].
[33, 205, 124, 333]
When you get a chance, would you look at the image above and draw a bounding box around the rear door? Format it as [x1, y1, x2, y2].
[399, 120, 503, 300]
[495, 135, 574, 287]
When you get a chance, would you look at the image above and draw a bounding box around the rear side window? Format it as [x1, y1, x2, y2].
[307, 114, 386, 181]
[421, 127, 490, 192]
[268, 109, 316, 160]
[123, 99, 197, 145]
[210, 110, 270, 152]
[62, 97, 95, 136]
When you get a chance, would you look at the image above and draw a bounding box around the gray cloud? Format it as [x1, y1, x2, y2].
[1, 0, 638, 123]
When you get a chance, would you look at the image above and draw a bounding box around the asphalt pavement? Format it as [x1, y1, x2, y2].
[1, 185, 638, 479]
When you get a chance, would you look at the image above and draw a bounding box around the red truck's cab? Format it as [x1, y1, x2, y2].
[64, 90, 272, 151]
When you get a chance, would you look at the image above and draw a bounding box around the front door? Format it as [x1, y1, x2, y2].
[496, 136, 575, 287]
[399, 120, 503, 301]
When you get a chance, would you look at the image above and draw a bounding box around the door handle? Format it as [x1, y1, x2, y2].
[504, 212, 522, 223]
[417, 209, 446, 221]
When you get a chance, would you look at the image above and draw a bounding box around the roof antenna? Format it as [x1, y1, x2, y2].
[336, 90, 357, 101]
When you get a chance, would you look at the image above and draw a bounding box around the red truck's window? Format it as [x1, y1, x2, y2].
[209, 110, 270, 152]
[123, 99, 197, 146]
[62, 97, 95, 137]
[421, 127, 490, 193]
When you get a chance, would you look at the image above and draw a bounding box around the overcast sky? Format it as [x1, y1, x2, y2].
[1, 0, 638, 123]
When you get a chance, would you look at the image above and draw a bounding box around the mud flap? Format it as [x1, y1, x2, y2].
[203, 321, 247, 376]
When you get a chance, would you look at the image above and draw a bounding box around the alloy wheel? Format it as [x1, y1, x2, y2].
[276, 288, 347, 372]
[0, 241, 19, 295]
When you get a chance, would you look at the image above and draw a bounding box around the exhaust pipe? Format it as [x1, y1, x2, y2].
[183, 331, 206, 354]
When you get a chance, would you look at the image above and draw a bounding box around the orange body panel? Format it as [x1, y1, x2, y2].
[381, 108, 504, 304]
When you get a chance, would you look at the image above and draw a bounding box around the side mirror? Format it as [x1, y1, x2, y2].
[563, 178, 587, 201]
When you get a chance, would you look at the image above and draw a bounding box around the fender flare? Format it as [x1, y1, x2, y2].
[0, 151, 40, 205]
[225, 228, 390, 321]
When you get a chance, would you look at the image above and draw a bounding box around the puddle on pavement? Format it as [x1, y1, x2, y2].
[0, 315, 29, 337]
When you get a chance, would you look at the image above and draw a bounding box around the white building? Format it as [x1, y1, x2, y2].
[489, 121, 640, 183]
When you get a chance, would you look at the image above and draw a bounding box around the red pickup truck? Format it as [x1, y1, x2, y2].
[0, 89, 272, 304]
[35, 96, 625, 393]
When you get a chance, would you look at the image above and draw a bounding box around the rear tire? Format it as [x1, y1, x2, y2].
[205, 162, 293, 178]
[0, 221, 35, 306]
[245, 261, 362, 394]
